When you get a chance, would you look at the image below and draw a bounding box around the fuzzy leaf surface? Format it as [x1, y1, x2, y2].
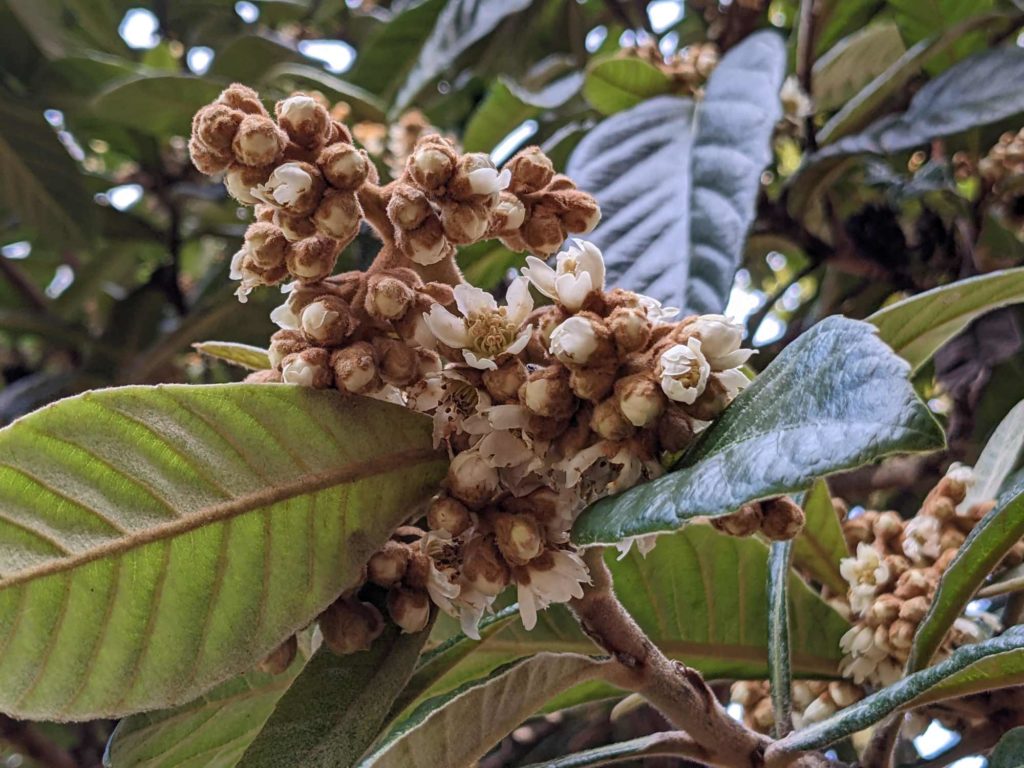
[791, 479, 850, 595]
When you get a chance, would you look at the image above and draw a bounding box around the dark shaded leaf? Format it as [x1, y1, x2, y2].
[91, 75, 224, 136]
[791, 479, 850, 595]
[991, 727, 1024, 768]
[582, 56, 673, 116]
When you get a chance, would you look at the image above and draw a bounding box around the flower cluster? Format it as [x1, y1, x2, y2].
[622, 40, 719, 97]
[192, 86, 755, 648]
[731, 679, 863, 734]
[978, 127, 1024, 236]
[836, 465, 1000, 687]
[710, 496, 806, 541]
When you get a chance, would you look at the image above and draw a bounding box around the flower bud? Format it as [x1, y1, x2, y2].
[873, 511, 904, 542]
[331, 342, 381, 394]
[388, 185, 433, 230]
[615, 373, 667, 428]
[285, 236, 339, 282]
[318, 143, 370, 191]
[520, 365, 576, 419]
[462, 536, 511, 596]
[939, 528, 965, 552]
[281, 347, 332, 388]
[684, 375, 733, 421]
[398, 217, 450, 266]
[269, 329, 308, 368]
[827, 681, 862, 708]
[276, 95, 331, 149]
[300, 295, 354, 345]
[802, 694, 838, 725]
[521, 210, 567, 256]
[730, 680, 764, 708]
[490, 193, 526, 234]
[428, 495, 472, 536]
[225, 164, 272, 205]
[446, 450, 499, 507]
[842, 515, 874, 547]
[560, 194, 601, 234]
[189, 136, 232, 174]
[949, 617, 983, 646]
[865, 593, 901, 626]
[899, 595, 930, 623]
[591, 398, 636, 441]
[888, 619, 916, 651]
[193, 103, 243, 154]
[365, 274, 414, 321]
[482, 358, 527, 403]
[243, 222, 289, 269]
[258, 634, 297, 675]
[925, 495, 955, 522]
[276, 211, 318, 241]
[883, 554, 910, 585]
[218, 83, 266, 115]
[367, 541, 410, 587]
[373, 337, 419, 386]
[894, 569, 932, 599]
[320, 597, 384, 655]
[439, 201, 490, 244]
[450, 153, 505, 200]
[387, 587, 431, 634]
[493, 513, 544, 566]
[760, 497, 806, 540]
[232, 114, 284, 167]
[409, 142, 456, 191]
[568, 365, 617, 402]
[609, 306, 651, 354]
[550, 316, 599, 366]
[711, 503, 762, 537]
[657, 404, 696, 453]
[751, 698, 775, 732]
[313, 189, 362, 241]
[507, 146, 554, 194]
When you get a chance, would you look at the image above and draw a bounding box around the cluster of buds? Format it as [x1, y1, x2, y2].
[730, 679, 864, 734]
[710, 496, 806, 541]
[191, 85, 375, 300]
[836, 465, 999, 687]
[619, 40, 719, 98]
[978, 128, 1024, 237]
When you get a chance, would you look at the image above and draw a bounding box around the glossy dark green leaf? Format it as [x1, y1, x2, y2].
[463, 72, 582, 153]
[889, 0, 994, 72]
[817, 46, 1024, 161]
[791, 479, 849, 595]
[768, 628, 1024, 756]
[566, 31, 785, 313]
[768, 541, 794, 738]
[582, 56, 673, 116]
[908, 470, 1024, 671]
[238, 623, 431, 768]
[573, 318, 945, 544]
[868, 267, 1024, 374]
[991, 727, 1024, 768]
[91, 75, 224, 136]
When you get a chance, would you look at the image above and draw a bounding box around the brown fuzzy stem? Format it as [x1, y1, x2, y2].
[357, 181, 397, 245]
[569, 547, 770, 768]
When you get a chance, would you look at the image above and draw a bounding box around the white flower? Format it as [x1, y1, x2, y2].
[635, 294, 679, 324]
[902, 516, 942, 565]
[517, 549, 590, 630]
[408, 370, 492, 446]
[840, 543, 890, 615]
[690, 314, 755, 370]
[252, 163, 313, 209]
[549, 316, 598, 366]
[229, 248, 259, 303]
[468, 167, 511, 196]
[278, 95, 318, 122]
[270, 300, 300, 329]
[522, 239, 606, 311]
[422, 278, 533, 370]
[658, 339, 711, 404]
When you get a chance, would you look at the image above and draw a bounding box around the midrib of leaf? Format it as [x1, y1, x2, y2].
[0, 446, 438, 589]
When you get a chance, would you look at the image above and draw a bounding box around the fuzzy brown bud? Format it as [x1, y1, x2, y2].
[331, 342, 381, 394]
[568, 365, 617, 402]
[827, 681, 862, 708]
[591, 398, 636, 441]
[521, 365, 577, 419]
[657, 404, 696, 453]
[446, 450, 499, 508]
[300, 296, 354, 346]
[275, 211, 318, 242]
[894, 568, 934, 599]
[373, 337, 419, 386]
[560, 194, 601, 234]
[276, 95, 331, 149]
[244, 222, 289, 269]
[615, 373, 667, 428]
[439, 200, 490, 244]
[286, 235, 339, 282]
[258, 634, 298, 675]
[427, 495, 472, 536]
[281, 347, 332, 388]
[760, 497, 806, 540]
[409, 141, 456, 191]
[313, 190, 362, 241]
[318, 143, 370, 191]
[493, 513, 545, 566]
[193, 103, 243, 154]
[388, 185, 433, 230]
[506, 146, 555, 194]
[269, 329, 308, 368]
[232, 114, 284, 167]
[481, 358, 527, 403]
[873, 511, 904, 542]
[888, 619, 916, 651]
[865, 593, 902, 626]
[225, 164, 272, 205]
[387, 587, 431, 634]
[609, 306, 651, 354]
[367, 541, 410, 587]
[320, 597, 384, 655]
[899, 595, 930, 623]
[883, 554, 910, 584]
[711, 502, 763, 537]
[365, 274, 414, 321]
[462, 536, 511, 596]
[189, 137, 232, 174]
[521, 210, 566, 256]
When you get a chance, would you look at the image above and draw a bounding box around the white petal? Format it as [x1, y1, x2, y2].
[467, 167, 506, 195]
[711, 347, 756, 370]
[454, 283, 497, 315]
[462, 349, 498, 370]
[504, 276, 534, 324]
[661, 376, 699, 404]
[521, 256, 557, 299]
[517, 583, 538, 631]
[505, 326, 532, 356]
[270, 302, 299, 330]
[229, 249, 245, 280]
[554, 271, 592, 311]
[571, 239, 605, 291]
[423, 305, 470, 349]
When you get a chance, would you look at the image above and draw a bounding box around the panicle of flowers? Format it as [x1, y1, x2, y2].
[620, 40, 719, 98]
[730, 679, 864, 735]
[192, 85, 756, 651]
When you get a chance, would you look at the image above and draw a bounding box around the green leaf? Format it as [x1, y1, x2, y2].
[959, 398, 1024, 514]
[991, 727, 1024, 768]
[768, 627, 1024, 755]
[889, 0, 994, 72]
[811, 23, 906, 113]
[393, 0, 534, 113]
[104, 636, 312, 768]
[817, 46, 1024, 161]
[210, 34, 303, 84]
[0, 384, 446, 720]
[262, 64, 387, 122]
[238, 623, 432, 768]
[566, 31, 785, 314]
[405, 526, 849, 718]
[91, 75, 224, 136]
[0, 93, 96, 246]
[463, 72, 583, 153]
[359, 653, 607, 768]
[582, 56, 673, 116]
[193, 342, 271, 371]
[767, 541, 794, 738]
[573, 317, 945, 544]
[791, 479, 850, 595]
[907, 470, 1024, 671]
[867, 267, 1024, 374]
[519, 733, 698, 768]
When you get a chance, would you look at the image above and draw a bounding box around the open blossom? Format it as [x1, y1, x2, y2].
[549, 316, 598, 365]
[689, 315, 755, 370]
[516, 549, 591, 630]
[423, 278, 533, 370]
[253, 163, 314, 210]
[902, 515, 942, 565]
[658, 339, 710, 404]
[468, 167, 512, 195]
[840, 542, 890, 615]
[522, 239, 605, 311]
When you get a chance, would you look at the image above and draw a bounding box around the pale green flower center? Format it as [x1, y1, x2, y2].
[465, 309, 517, 357]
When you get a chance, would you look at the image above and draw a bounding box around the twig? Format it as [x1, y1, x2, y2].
[569, 547, 770, 768]
[520, 730, 715, 768]
[0, 714, 76, 768]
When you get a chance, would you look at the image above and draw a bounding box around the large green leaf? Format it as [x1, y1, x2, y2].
[0, 94, 96, 246]
[791, 479, 849, 595]
[867, 267, 1024, 374]
[581, 56, 673, 116]
[262, 65, 387, 122]
[817, 46, 1024, 161]
[104, 636, 313, 768]
[238, 623, 432, 768]
[359, 653, 607, 768]
[767, 627, 1024, 756]
[393, 0, 534, 113]
[812, 22, 906, 114]
[91, 75, 224, 136]
[767, 541, 794, 738]
[573, 317, 945, 544]
[402, 526, 849, 719]
[889, 0, 994, 72]
[908, 470, 1024, 671]
[0, 384, 446, 720]
[566, 31, 784, 314]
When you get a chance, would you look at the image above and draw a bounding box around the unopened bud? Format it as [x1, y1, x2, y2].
[313, 190, 362, 241]
[276, 211, 318, 241]
[218, 83, 266, 115]
[507, 146, 554, 194]
[827, 681, 862, 708]
[331, 342, 380, 394]
[388, 185, 433, 230]
[568, 365, 617, 402]
[616, 373, 667, 428]
[883, 554, 910, 584]
[225, 164, 271, 205]
[949, 617, 983, 646]
[439, 201, 489, 244]
[367, 541, 410, 587]
[269, 329, 308, 368]
[449, 153, 503, 200]
[657, 404, 696, 453]
[387, 587, 431, 634]
[751, 698, 775, 732]
[865, 593, 901, 626]
[899, 595, 930, 623]
[493, 513, 544, 566]
[482, 358, 527, 403]
[939, 528, 965, 552]
[888, 619, 916, 651]
[894, 569, 933, 599]
[462, 536, 511, 596]
[550, 316, 599, 366]
[802, 694, 837, 725]
[521, 210, 566, 256]
[300, 296, 354, 345]
[560, 195, 601, 234]
[373, 337, 419, 386]
[276, 95, 331, 149]
[609, 306, 651, 353]
[365, 275, 414, 321]
[591, 398, 636, 441]
[409, 143, 456, 190]
[873, 511, 903, 542]
[446, 450, 499, 507]
[318, 143, 370, 191]
[520, 365, 576, 419]
[760, 497, 806, 540]
[711, 503, 762, 537]
[244, 222, 289, 269]
[258, 634, 297, 675]
[193, 103, 243, 154]
[189, 137, 232, 174]
[428, 495, 472, 536]
[490, 193, 526, 234]
[232, 114, 284, 167]
[286, 236, 339, 281]
[320, 597, 384, 655]
[730, 680, 763, 708]
[398, 217, 449, 266]
[281, 347, 332, 388]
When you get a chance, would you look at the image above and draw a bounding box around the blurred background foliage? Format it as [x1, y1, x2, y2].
[1, 0, 1023, 765]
